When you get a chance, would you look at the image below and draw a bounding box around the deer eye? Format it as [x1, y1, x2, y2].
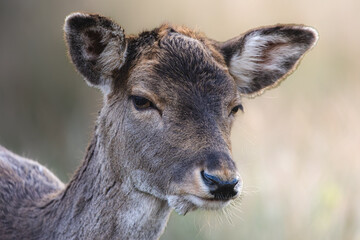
[230, 104, 244, 115]
[131, 96, 153, 110]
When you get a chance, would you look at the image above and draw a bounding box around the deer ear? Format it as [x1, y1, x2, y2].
[220, 25, 318, 96]
[64, 13, 127, 93]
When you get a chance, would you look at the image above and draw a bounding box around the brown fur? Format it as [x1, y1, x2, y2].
[0, 13, 318, 240]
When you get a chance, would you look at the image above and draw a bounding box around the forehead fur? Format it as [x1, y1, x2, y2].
[114, 24, 236, 101]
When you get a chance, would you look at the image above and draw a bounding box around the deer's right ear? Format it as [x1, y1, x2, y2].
[64, 13, 127, 92]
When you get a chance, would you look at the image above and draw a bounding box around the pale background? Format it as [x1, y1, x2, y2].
[0, 0, 359, 239]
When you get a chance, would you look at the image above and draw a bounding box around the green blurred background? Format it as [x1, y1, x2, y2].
[0, 0, 359, 239]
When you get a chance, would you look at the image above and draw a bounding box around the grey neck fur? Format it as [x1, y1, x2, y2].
[35, 133, 171, 240]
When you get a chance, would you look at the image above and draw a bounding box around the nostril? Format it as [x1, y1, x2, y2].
[201, 171, 222, 187]
[201, 171, 239, 187]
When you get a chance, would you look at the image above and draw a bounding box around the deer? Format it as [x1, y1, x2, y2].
[0, 12, 318, 240]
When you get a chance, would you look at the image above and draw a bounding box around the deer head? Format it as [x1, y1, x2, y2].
[64, 13, 317, 215]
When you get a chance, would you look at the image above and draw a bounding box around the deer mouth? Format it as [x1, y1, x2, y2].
[167, 194, 234, 215]
[194, 195, 237, 202]
[186, 194, 233, 208]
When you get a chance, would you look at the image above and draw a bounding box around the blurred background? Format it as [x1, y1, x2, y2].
[0, 0, 359, 239]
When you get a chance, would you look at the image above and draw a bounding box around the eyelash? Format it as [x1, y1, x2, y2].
[131, 96, 155, 110]
[230, 104, 244, 116]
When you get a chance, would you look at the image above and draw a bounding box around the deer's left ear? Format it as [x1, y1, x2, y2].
[219, 25, 318, 96]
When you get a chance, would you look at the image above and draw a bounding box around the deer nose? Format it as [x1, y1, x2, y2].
[200, 171, 239, 200]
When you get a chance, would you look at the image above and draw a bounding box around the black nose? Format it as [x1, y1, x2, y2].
[201, 171, 239, 200]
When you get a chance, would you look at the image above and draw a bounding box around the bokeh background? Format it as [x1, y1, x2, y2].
[0, 0, 359, 239]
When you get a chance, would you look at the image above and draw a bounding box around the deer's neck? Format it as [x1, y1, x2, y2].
[41, 136, 172, 240]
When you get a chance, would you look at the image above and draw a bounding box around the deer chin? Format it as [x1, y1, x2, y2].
[167, 194, 231, 215]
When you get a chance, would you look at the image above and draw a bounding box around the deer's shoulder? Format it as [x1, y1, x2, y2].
[0, 145, 64, 204]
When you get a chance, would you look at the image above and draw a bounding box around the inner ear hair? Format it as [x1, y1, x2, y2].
[220, 25, 318, 97]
